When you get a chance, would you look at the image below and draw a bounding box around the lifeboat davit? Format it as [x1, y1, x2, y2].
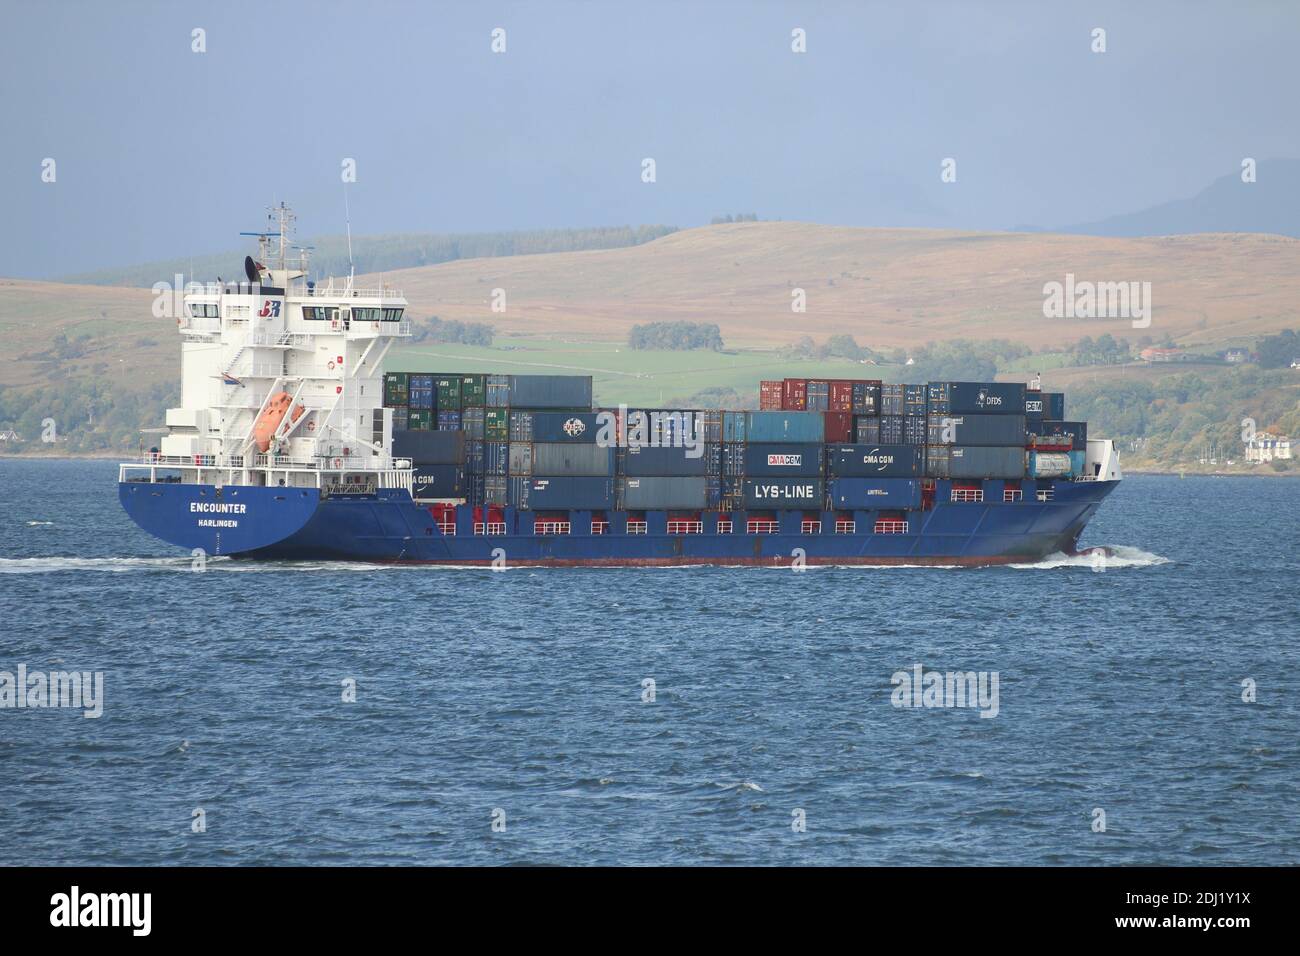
[254, 392, 305, 453]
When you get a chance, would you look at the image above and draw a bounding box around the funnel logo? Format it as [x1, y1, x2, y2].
[562, 417, 587, 437]
[258, 300, 282, 318]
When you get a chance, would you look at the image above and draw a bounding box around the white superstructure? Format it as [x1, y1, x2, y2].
[121, 204, 412, 494]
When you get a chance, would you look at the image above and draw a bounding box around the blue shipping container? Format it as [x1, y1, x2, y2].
[743, 443, 824, 477]
[925, 413, 1028, 447]
[722, 411, 747, 443]
[829, 478, 921, 510]
[412, 464, 466, 500]
[744, 411, 824, 443]
[927, 381, 1027, 415]
[392, 429, 466, 464]
[508, 375, 593, 409]
[529, 411, 604, 443]
[827, 444, 923, 477]
[743, 478, 825, 508]
[620, 476, 708, 510]
[511, 476, 613, 510]
[621, 445, 708, 476]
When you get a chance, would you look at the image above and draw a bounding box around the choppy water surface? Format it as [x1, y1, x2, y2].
[0, 459, 1296, 865]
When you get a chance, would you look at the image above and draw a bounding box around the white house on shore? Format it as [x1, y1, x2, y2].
[1245, 433, 1293, 463]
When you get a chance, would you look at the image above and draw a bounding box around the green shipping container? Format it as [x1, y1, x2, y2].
[384, 372, 409, 407]
[459, 374, 486, 406]
[484, 408, 510, 442]
[407, 409, 433, 431]
[436, 376, 461, 410]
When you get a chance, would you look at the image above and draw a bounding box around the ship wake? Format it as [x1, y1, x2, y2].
[1008, 545, 1170, 571]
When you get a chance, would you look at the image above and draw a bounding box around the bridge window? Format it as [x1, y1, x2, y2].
[382, 308, 404, 321]
[302, 306, 326, 320]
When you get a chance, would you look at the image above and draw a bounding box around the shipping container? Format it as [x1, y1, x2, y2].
[782, 378, 808, 411]
[880, 414, 905, 444]
[903, 414, 927, 446]
[464, 474, 485, 506]
[759, 380, 784, 410]
[827, 443, 923, 478]
[511, 475, 613, 510]
[526, 411, 603, 443]
[391, 406, 408, 431]
[700, 410, 722, 443]
[411, 464, 466, 500]
[408, 374, 434, 410]
[392, 429, 466, 464]
[383, 372, 409, 407]
[620, 476, 709, 510]
[407, 409, 433, 431]
[507, 374, 593, 409]
[926, 413, 1028, 447]
[459, 374, 486, 406]
[484, 408, 510, 442]
[508, 442, 534, 476]
[723, 411, 747, 443]
[829, 381, 855, 412]
[486, 374, 510, 407]
[852, 382, 881, 415]
[460, 406, 485, 440]
[532, 443, 615, 476]
[904, 384, 927, 413]
[437, 411, 461, 431]
[854, 416, 881, 444]
[742, 478, 825, 509]
[743, 443, 824, 477]
[925, 445, 1026, 479]
[1038, 420, 1088, 450]
[465, 439, 485, 472]
[829, 477, 922, 510]
[435, 376, 461, 410]
[621, 445, 709, 476]
[704, 442, 722, 476]
[823, 411, 853, 444]
[881, 384, 905, 416]
[1026, 451, 1072, 478]
[484, 442, 509, 476]
[485, 474, 508, 505]
[1024, 391, 1044, 421]
[744, 411, 825, 443]
[806, 380, 830, 411]
[926, 381, 1027, 415]
[722, 443, 746, 477]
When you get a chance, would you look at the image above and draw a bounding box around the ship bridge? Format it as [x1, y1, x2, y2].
[121, 203, 413, 495]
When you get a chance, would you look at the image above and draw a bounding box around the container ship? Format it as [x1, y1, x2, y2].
[119, 207, 1121, 566]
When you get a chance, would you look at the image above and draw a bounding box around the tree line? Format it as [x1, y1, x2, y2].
[629, 322, 724, 351]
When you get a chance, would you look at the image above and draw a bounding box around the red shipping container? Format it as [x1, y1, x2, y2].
[823, 412, 853, 444]
[759, 380, 784, 410]
[829, 381, 854, 411]
[783, 378, 808, 410]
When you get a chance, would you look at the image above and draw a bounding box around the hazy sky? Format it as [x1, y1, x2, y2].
[2, 0, 1297, 277]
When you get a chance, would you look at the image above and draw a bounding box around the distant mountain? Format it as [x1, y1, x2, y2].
[62, 225, 679, 288]
[1048, 158, 1300, 238]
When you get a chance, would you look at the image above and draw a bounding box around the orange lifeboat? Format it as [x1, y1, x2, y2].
[253, 392, 305, 452]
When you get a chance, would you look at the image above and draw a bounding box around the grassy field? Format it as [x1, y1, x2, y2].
[389, 336, 891, 407]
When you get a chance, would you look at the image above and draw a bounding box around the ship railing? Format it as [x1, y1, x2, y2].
[179, 317, 223, 334]
[1003, 488, 1024, 502]
[746, 519, 779, 535]
[304, 285, 404, 300]
[534, 520, 571, 536]
[800, 519, 822, 534]
[138, 453, 217, 467]
[474, 522, 507, 536]
[1036, 488, 1055, 502]
[626, 520, 648, 535]
[951, 488, 984, 503]
[873, 518, 909, 534]
[436, 521, 456, 536]
[666, 520, 703, 535]
[715, 519, 734, 534]
[834, 519, 856, 534]
[590, 520, 608, 535]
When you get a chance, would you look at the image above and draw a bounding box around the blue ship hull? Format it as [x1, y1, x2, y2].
[120, 477, 1117, 566]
